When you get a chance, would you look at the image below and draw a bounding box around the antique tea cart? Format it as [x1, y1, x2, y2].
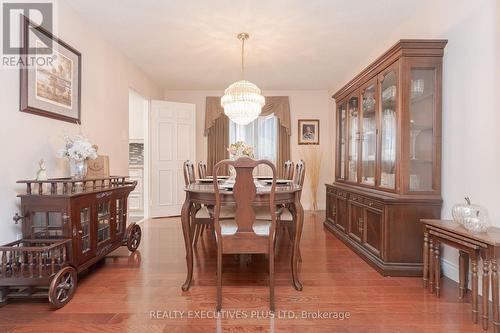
[0, 176, 140, 308]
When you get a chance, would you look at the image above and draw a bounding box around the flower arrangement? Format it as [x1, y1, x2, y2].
[57, 134, 98, 179]
[57, 135, 98, 161]
[227, 141, 254, 158]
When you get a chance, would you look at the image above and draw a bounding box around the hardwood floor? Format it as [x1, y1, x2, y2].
[0, 211, 489, 332]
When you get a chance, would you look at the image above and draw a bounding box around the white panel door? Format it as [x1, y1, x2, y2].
[150, 100, 195, 217]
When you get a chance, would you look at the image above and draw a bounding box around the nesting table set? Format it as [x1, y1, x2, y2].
[421, 219, 500, 332]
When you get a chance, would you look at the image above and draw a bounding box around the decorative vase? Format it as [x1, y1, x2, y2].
[452, 197, 490, 233]
[69, 159, 87, 179]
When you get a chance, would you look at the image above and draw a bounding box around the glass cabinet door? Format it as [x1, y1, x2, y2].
[76, 203, 95, 264]
[409, 68, 436, 191]
[380, 70, 397, 189]
[79, 207, 91, 253]
[97, 200, 111, 243]
[361, 83, 376, 185]
[337, 102, 347, 180]
[347, 96, 359, 182]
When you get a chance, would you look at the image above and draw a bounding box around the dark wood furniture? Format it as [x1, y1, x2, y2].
[212, 157, 278, 311]
[0, 177, 140, 308]
[421, 219, 500, 332]
[283, 160, 294, 180]
[183, 160, 196, 184]
[198, 161, 208, 179]
[277, 161, 306, 255]
[183, 160, 212, 247]
[325, 39, 447, 276]
[181, 167, 304, 293]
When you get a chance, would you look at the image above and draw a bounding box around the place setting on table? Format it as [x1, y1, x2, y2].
[180, 142, 306, 311]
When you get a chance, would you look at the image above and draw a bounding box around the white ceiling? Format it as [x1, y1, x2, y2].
[66, 0, 429, 91]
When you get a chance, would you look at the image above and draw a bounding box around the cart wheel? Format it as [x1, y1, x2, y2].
[49, 266, 77, 309]
[127, 224, 141, 252]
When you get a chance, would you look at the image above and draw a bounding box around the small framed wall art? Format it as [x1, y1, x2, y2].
[298, 119, 320, 145]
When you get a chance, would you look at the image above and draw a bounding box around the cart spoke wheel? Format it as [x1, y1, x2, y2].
[49, 266, 77, 309]
[127, 224, 142, 252]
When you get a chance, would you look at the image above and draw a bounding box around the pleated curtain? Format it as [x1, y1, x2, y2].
[205, 96, 291, 177]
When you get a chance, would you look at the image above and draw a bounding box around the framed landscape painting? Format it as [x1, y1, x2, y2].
[20, 17, 81, 124]
[298, 119, 320, 145]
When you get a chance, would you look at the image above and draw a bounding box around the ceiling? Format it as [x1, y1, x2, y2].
[66, 0, 429, 91]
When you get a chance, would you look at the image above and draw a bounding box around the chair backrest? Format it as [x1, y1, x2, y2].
[198, 161, 207, 179]
[183, 160, 196, 186]
[212, 157, 277, 250]
[283, 160, 294, 180]
[293, 160, 306, 199]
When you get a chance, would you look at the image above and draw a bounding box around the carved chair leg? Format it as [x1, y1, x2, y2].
[274, 223, 283, 257]
[269, 241, 275, 312]
[200, 224, 206, 235]
[216, 246, 222, 312]
[193, 224, 201, 247]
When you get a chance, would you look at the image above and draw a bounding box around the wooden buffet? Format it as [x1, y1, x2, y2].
[325, 39, 447, 276]
[0, 177, 140, 308]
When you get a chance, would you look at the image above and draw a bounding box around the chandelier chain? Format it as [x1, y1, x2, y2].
[241, 36, 245, 78]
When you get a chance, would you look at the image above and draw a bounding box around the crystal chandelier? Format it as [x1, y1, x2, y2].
[221, 33, 265, 125]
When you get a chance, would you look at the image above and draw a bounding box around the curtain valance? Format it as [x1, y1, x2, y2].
[204, 96, 291, 136]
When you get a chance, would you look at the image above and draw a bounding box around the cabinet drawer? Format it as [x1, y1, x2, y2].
[349, 193, 383, 211]
[362, 197, 383, 211]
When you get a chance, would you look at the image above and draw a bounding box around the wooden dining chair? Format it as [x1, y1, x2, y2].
[183, 160, 196, 185]
[283, 160, 294, 180]
[276, 160, 306, 258]
[212, 157, 278, 312]
[183, 160, 212, 246]
[198, 161, 207, 179]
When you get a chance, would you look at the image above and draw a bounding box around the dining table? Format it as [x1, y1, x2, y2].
[180, 177, 304, 292]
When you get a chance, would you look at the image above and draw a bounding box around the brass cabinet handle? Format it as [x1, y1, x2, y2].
[358, 218, 364, 234]
[332, 206, 337, 217]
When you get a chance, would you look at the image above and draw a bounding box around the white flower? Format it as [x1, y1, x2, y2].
[57, 134, 98, 161]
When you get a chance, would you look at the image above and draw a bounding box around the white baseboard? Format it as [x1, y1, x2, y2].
[441, 257, 492, 299]
[441, 257, 460, 282]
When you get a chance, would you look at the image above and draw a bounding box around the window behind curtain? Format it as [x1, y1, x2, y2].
[229, 114, 278, 174]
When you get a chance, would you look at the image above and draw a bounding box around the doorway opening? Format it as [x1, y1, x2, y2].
[128, 89, 149, 222]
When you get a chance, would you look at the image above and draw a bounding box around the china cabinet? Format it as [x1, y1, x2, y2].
[326, 40, 447, 276]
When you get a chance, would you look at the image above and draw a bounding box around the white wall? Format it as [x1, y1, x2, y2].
[163, 90, 335, 210]
[331, 0, 499, 283]
[0, 1, 162, 243]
